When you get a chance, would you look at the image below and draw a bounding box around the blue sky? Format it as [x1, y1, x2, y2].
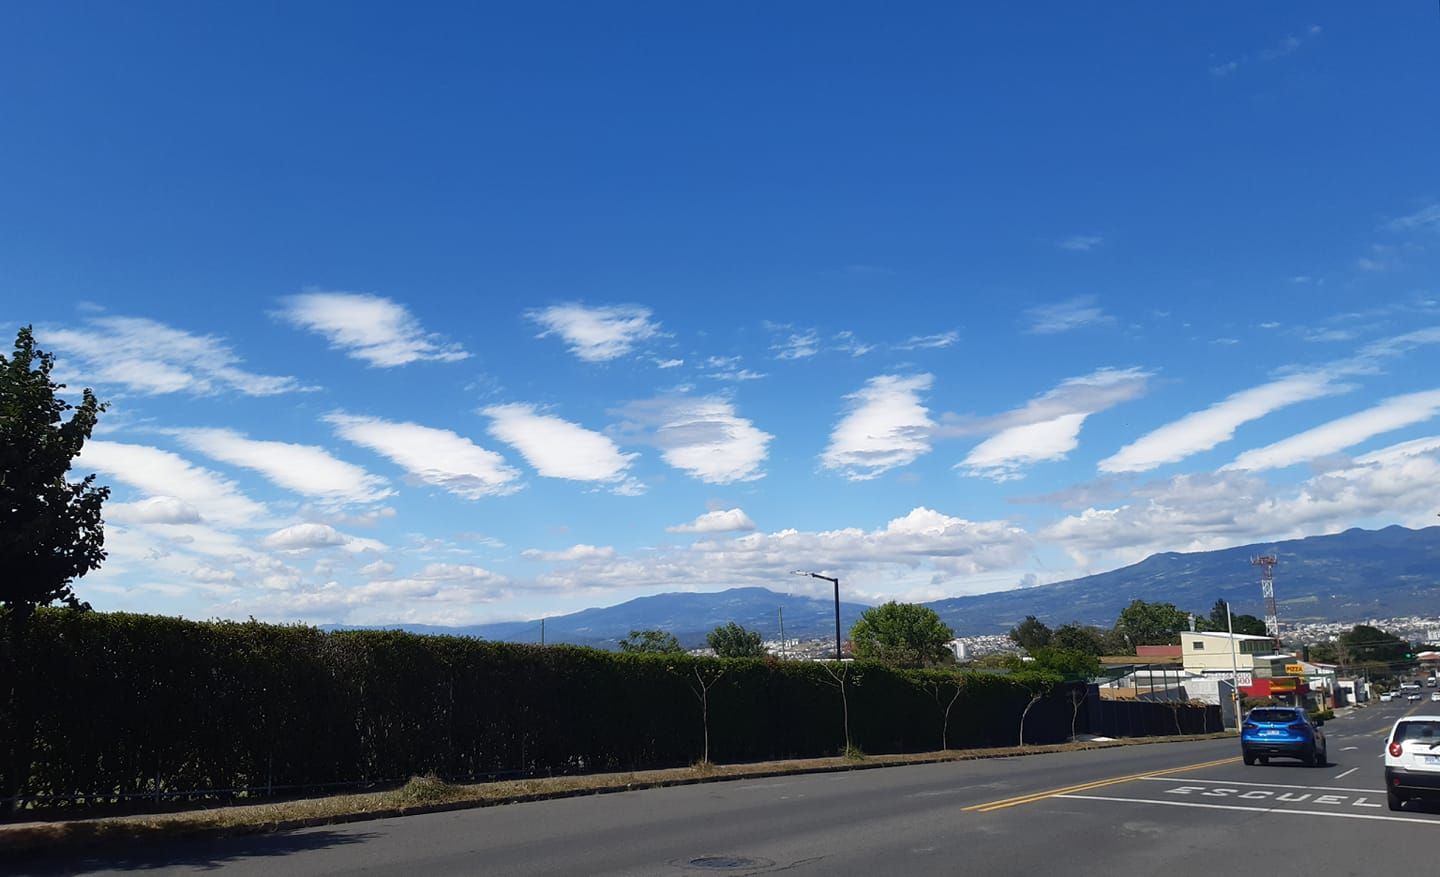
[4, 3, 1439, 626]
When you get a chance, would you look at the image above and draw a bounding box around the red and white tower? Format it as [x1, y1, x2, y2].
[1252, 554, 1279, 640]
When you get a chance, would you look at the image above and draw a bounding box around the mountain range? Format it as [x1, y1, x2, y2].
[335, 525, 1440, 646]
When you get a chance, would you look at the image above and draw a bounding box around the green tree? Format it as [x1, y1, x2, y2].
[1008, 615, 1052, 652]
[1014, 669, 1063, 746]
[1339, 625, 1407, 664]
[1, 326, 109, 625]
[849, 602, 955, 668]
[706, 622, 765, 658]
[1051, 623, 1106, 656]
[2, 326, 109, 814]
[1031, 647, 1102, 681]
[1114, 599, 1191, 648]
[618, 629, 684, 654]
[1207, 599, 1267, 636]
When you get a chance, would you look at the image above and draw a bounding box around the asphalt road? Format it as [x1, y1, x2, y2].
[22, 697, 1440, 876]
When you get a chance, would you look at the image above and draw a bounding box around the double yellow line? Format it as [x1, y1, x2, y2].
[962, 755, 1240, 813]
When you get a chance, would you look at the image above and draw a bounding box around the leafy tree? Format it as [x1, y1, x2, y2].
[1030, 647, 1101, 681]
[1114, 599, 1191, 648]
[1, 326, 109, 626]
[1008, 615, 1052, 652]
[1051, 623, 1106, 656]
[707, 622, 765, 658]
[849, 602, 955, 668]
[1339, 625, 1407, 664]
[1207, 599, 1267, 636]
[618, 629, 684, 654]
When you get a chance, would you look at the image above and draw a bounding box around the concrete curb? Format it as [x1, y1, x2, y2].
[2, 732, 1234, 860]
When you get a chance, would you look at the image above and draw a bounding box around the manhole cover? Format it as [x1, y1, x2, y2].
[680, 855, 775, 870]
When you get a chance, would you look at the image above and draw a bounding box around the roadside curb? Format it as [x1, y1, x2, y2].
[2, 732, 1233, 860]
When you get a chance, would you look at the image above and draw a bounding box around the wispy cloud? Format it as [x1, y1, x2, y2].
[76, 441, 270, 528]
[703, 355, 766, 382]
[277, 292, 469, 367]
[948, 368, 1151, 481]
[772, 330, 820, 360]
[895, 330, 959, 351]
[1210, 24, 1322, 78]
[1386, 204, 1440, 233]
[520, 544, 616, 562]
[43, 316, 309, 397]
[612, 394, 772, 484]
[171, 427, 393, 506]
[483, 403, 642, 494]
[326, 413, 521, 499]
[1099, 372, 1347, 474]
[1058, 234, 1104, 252]
[1023, 296, 1113, 334]
[1222, 389, 1440, 473]
[527, 303, 660, 362]
[821, 374, 934, 480]
[666, 508, 757, 534]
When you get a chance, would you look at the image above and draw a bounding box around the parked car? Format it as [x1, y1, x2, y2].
[1384, 716, 1440, 810]
[1409, 693, 1423, 702]
[1381, 693, 1394, 702]
[1430, 692, 1439, 703]
[1241, 706, 1327, 767]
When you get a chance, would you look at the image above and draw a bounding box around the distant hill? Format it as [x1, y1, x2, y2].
[926, 525, 1440, 635]
[328, 586, 873, 649]
[331, 526, 1440, 645]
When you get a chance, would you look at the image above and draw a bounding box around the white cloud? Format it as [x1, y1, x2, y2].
[359, 559, 396, 577]
[703, 355, 766, 382]
[483, 403, 640, 492]
[821, 374, 934, 480]
[42, 316, 308, 397]
[1100, 371, 1347, 474]
[1058, 234, 1104, 252]
[612, 395, 772, 484]
[172, 428, 392, 506]
[655, 358, 685, 369]
[895, 331, 959, 351]
[326, 413, 521, 499]
[940, 367, 1150, 481]
[262, 522, 384, 553]
[107, 496, 203, 525]
[667, 508, 757, 534]
[1387, 204, 1440, 233]
[1211, 24, 1322, 78]
[1222, 389, 1440, 473]
[773, 330, 820, 360]
[277, 291, 469, 367]
[961, 413, 1089, 482]
[527, 303, 659, 362]
[1024, 296, 1113, 334]
[190, 566, 238, 585]
[521, 544, 617, 562]
[1047, 435, 1440, 564]
[76, 441, 269, 528]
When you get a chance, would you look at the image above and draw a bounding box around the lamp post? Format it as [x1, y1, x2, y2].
[1227, 601, 1241, 729]
[793, 570, 842, 660]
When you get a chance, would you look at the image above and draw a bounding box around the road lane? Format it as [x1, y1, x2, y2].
[18, 698, 1440, 876]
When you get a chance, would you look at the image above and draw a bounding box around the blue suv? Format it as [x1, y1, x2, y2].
[1241, 706, 1327, 766]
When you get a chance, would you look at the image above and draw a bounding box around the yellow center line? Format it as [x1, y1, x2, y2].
[963, 755, 1241, 813]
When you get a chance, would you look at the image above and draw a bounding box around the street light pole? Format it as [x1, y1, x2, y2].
[793, 571, 842, 660]
[1227, 601, 1241, 729]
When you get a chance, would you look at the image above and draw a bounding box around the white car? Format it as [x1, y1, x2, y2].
[1431, 692, 1440, 703]
[1385, 716, 1440, 810]
[1382, 693, 1394, 702]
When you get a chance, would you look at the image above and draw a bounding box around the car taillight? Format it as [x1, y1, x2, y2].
[1390, 742, 1403, 757]
[1242, 722, 1258, 731]
[1289, 722, 1308, 732]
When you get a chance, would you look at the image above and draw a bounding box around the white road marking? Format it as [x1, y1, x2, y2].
[1135, 777, 1381, 794]
[1057, 794, 1440, 825]
[1334, 768, 1358, 780]
[1341, 746, 1359, 751]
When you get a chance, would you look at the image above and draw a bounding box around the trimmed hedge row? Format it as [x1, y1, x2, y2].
[1, 610, 1213, 811]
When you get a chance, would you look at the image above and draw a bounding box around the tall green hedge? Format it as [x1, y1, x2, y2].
[0, 609, 1212, 811]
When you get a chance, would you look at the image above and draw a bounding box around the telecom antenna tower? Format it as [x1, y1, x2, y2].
[1252, 554, 1279, 639]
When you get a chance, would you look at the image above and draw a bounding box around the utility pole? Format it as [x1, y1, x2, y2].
[778, 607, 786, 660]
[1227, 601, 1241, 729]
[540, 617, 545, 646]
